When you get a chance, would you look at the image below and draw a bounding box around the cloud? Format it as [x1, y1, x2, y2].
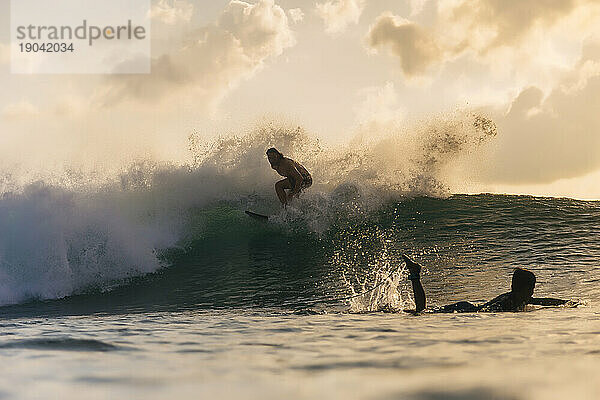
[2, 101, 39, 121]
[366, 0, 600, 79]
[441, 0, 583, 53]
[409, 0, 429, 17]
[354, 81, 403, 126]
[366, 13, 442, 77]
[99, 0, 295, 109]
[480, 47, 600, 183]
[316, 0, 365, 34]
[149, 0, 194, 25]
[288, 8, 304, 24]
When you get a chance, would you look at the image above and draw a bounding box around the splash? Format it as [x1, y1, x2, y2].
[329, 225, 410, 313]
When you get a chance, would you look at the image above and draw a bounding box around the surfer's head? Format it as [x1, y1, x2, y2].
[511, 267, 536, 300]
[266, 147, 283, 166]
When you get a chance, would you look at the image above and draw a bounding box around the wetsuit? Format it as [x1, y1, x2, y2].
[433, 293, 569, 313]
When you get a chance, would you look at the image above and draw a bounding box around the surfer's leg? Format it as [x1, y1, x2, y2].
[275, 178, 292, 204]
[402, 254, 426, 312]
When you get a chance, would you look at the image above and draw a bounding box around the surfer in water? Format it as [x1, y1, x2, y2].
[402, 254, 573, 314]
[266, 148, 312, 206]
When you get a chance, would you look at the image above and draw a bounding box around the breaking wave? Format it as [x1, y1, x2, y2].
[0, 114, 497, 306]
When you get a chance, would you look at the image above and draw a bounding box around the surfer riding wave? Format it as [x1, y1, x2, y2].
[266, 147, 312, 206]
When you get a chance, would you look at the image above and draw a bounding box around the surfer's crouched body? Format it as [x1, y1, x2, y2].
[266, 147, 312, 206]
[402, 254, 573, 314]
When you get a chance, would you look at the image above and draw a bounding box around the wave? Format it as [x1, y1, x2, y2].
[0, 194, 597, 315]
[0, 115, 499, 307]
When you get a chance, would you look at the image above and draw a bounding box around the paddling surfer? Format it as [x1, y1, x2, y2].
[266, 148, 312, 206]
[402, 254, 574, 314]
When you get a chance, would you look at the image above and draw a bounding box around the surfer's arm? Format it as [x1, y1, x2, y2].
[529, 297, 569, 306]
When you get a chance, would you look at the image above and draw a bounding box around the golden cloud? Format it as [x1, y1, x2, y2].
[316, 0, 365, 34]
[99, 0, 295, 109]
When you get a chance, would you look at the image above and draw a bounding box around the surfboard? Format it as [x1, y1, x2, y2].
[245, 210, 269, 221]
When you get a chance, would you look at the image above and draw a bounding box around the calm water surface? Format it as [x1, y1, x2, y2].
[1, 306, 599, 400]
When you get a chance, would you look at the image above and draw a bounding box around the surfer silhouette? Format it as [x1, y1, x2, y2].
[402, 254, 573, 314]
[266, 148, 312, 206]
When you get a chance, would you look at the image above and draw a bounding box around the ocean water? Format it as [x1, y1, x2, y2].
[1, 126, 599, 399]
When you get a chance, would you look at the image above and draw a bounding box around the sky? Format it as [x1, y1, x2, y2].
[1, 0, 600, 198]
